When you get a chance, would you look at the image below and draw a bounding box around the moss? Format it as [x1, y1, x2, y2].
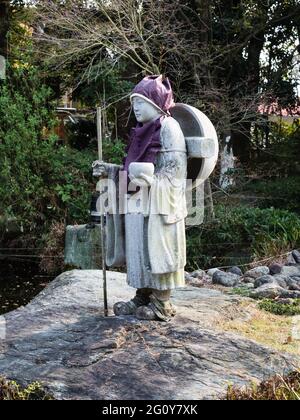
[226, 370, 300, 400]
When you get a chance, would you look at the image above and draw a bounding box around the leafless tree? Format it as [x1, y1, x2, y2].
[33, 0, 273, 169]
[34, 1, 196, 78]
[34, 1, 264, 128]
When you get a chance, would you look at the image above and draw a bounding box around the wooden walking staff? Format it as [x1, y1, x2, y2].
[96, 106, 108, 317]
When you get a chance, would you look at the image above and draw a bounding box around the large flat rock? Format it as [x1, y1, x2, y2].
[0, 270, 299, 400]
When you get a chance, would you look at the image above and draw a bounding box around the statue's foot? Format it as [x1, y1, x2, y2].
[113, 300, 137, 316]
[136, 297, 177, 322]
[113, 288, 152, 316]
[136, 304, 158, 320]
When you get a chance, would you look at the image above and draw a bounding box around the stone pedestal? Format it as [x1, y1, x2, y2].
[64, 224, 102, 269]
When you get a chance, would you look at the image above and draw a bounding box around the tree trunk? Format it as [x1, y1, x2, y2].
[0, 1, 9, 58]
[231, 123, 252, 163]
[194, 0, 213, 88]
[204, 179, 215, 222]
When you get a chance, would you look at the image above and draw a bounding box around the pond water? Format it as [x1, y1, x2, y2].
[0, 259, 54, 315]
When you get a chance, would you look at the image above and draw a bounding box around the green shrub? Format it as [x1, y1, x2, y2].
[65, 117, 126, 164]
[102, 137, 126, 165]
[240, 121, 300, 213]
[186, 205, 300, 270]
[258, 299, 300, 316]
[0, 64, 98, 235]
[243, 177, 300, 214]
[0, 377, 53, 400]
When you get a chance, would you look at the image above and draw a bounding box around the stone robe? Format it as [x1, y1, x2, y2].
[105, 116, 187, 290]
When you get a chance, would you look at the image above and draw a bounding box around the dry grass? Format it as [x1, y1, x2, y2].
[216, 300, 300, 355]
[226, 370, 300, 400]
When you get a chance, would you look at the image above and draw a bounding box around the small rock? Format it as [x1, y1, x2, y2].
[292, 250, 300, 264]
[185, 277, 194, 285]
[185, 272, 195, 284]
[250, 284, 286, 299]
[269, 263, 283, 275]
[281, 265, 300, 278]
[244, 266, 270, 279]
[185, 271, 191, 280]
[188, 278, 205, 287]
[254, 275, 276, 289]
[190, 270, 206, 279]
[212, 271, 240, 287]
[202, 274, 213, 285]
[242, 276, 255, 284]
[286, 253, 297, 265]
[227, 266, 243, 276]
[207, 268, 221, 277]
[291, 276, 300, 284]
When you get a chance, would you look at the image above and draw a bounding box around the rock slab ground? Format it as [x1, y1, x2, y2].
[0, 270, 299, 400]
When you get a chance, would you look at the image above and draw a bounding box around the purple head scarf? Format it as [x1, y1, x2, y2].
[130, 75, 175, 114]
[123, 75, 175, 179]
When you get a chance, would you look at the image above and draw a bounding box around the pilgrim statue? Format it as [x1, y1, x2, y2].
[92, 75, 218, 321]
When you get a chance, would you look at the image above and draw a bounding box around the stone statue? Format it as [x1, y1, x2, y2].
[92, 75, 219, 321]
[93, 75, 188, 321]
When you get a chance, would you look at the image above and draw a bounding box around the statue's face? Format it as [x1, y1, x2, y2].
[132, 97, 162, 123]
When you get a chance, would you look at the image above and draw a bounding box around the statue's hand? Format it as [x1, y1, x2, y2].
[92, 160, 113, 177]
[92, 161, 123, 177]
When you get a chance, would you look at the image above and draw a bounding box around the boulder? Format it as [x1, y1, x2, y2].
[272, 275, 288, 289]
[244, 266, 270, 279]
[207, 268, 221, 277]
[190, 269, 206, 279]
[285, 278, 300, 291]
[292, 250, 300, 264]
[280, 290, 300, 299]
[1, 270, 298, 400]
[250, 284, 286, 299]
[227, 266, 243, 276]
[281, 265, 300, 278]
[254, 275, 277, 289]
[269, 263, 283, 275]
[212, 271, 240, 287]
[286, 253, 297, 265]
[185, 271, 192, 280]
